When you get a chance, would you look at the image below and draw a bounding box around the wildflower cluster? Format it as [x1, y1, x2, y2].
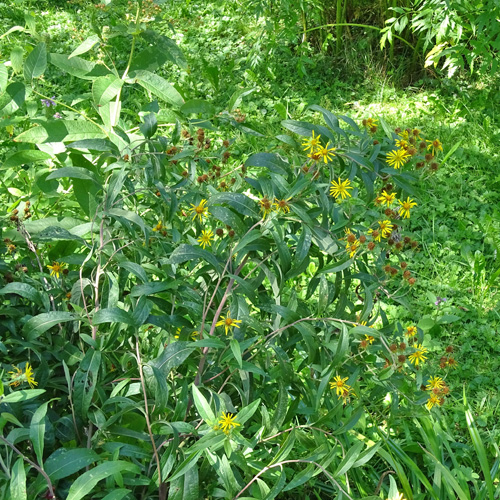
[329, 375, 355, 404]
[425, 375, 450, 410]
[302, 131, 336, 164]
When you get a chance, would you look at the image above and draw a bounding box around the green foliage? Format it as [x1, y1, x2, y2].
[0, 1, 498, 499]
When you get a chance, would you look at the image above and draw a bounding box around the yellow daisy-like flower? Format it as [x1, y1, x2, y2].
[405, 326, 417, 337]
[302, 130, 321, 152]
[329, 178, 353, 199]
[426, 376, 445, 391]
[409, 344, 428, 366]
[47, 262, 66, 279]
[367, 228, 381, 242]
[446, 357, 458, 369]
[398, 130, 410, 141]
[378, 220, 393, 238]
[189, 199, 209, 222]
[218, 412, 241, 435]
[338, 385, 355, 404]
[395, 139, 409, 149]
[376, 190, 396, 206]
[364, 117, 378, 128]
[329, 375, 349, 396]
[153, 221, 163, 232]
[197, 229, 214, 249]
[345, 239, 360, 258]
[25, 363, 38, 389]
[386, 148, 410, 169]
[8, 363, 37, 389]
[273, 198, 292, 215]
[259, 196, 274, 219]
[316, 143, 336, 163]
[398, 197, 417, 219]
[215, 312, 242, 335]
[307, 151, 322, 162]
[426, 393, 442, 410]
[364, 334, 375, 344]
[427, 139, 443, 156]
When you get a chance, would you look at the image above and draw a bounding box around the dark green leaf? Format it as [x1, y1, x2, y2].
[93, 308, 135, 326]
[2, 149, 52, 169]
[45, 448, 100, 481]
[168, 244, 221, 273]
[24, 42, 47, 80]
[244, 153, 290, 175]
[180, 99, 215, 116]
[130, 70, 184, 107]
[0, 283, 42, 305]
[14, 121, 106, 144]
[69, 35, 100, 59]
[23, 312, 75, 339]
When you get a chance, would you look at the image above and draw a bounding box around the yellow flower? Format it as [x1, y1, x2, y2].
[273, 198, 291, 215]
[345, 239, 360, 258]
[364, 117, 378, 128]
[426, 393, 442, 410]
[302, 130, 321, 152]
[9, 363, 37, 389]
[367, 228, 381, 242]
[427, 139, 443, 156]
[215, 312, 242, 335]
[259, 196, 274, 219]
[47, 262, 66, 279]
[153, 221, 163, 232]
[398, 197, 417, 219]
[426, 376, 445, 391]
[338, 385, 355, 404]
[218, 412, 241, 435]
[395, 139, 409, 149]
[329, 178, 353, 199]
[365, 334, 375, 344]
[378, 220, 393, 238]
[189, 199, 209, 222]
[409, 344, 428, 366]
[329, 375, 349, 396]
[386, 148, 410, 169]
[307, 151, 322, 162]
[405, 326, 417, 337]
[316, 143, 336, 163]
[376, 190, 396, 206]
[197, 229, 214, 249]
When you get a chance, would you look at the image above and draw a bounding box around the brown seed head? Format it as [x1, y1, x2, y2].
[398, 354, 406, 363]
[359, 235, 366, 244]
[390, 343, 398, 352]
[390, 267, 398, 276]
[425, 153, 434, 163]
[347, 233, 356, 243]
[408, 277, 416, 285]
[373, 140, 379, 145]
[399, 342, 406, 350]
[216, 228, 224, 237]
[223, 140, 230, 147]
[445, 345, 454, 353]
[367, 242, 375, 250]
[228, 230, 235, 238]
[400, 261, 408, 269]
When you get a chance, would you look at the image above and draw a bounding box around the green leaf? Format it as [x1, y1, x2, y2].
[73, 349, 101, 420]
[45, 448, 100, 481]
[23, 312, 75, 340]
[93, 308, 135, 326]
[281, 120, 335, 143]
[130, 70, 184, 107]
[229, 339, 242, 369]
[92, 74, 124, 107]
[0, 282, 42, 305]
[48, 53, 110, 80]
[1, 389, 45, 404]
[14, 121, 106, 144]
[24, 42, 47, 80]
[2, 149, 52, 169]
[418, 317, 435, 330]
[236, 398, 261, 425]
[100, 490, 131, 500]
[47, 167, 101, 186]
[283, 463, 315, 492]
[192, 384, 216, 424]
[0, 63, 8, 93]
[30, 402, 49, 465]
[227, 87, 255, 111]
[465, 398, 495, 500]
[148, 342, 195, 375]
[168, 450, 203, 483]
[208, 193, 259, 218]
[69, 34, 100, 59]
[244, 153, 290, 175]
[130, 281, 175, 297]
[208, 205, 246, 233]
[168, 244, 221, 273]
[37, 226, 87, 244]
[334, 441, 364, 477]
[66, 461, 141, 500]
[10, 458, 27, 500]
[180, 99, 215, 116]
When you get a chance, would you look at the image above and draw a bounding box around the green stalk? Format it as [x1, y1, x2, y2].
[336, 0, 343, 56]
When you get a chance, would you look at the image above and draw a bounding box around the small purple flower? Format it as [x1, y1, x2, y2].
[53, 112, 62, 119]
[41, 96, 56, 107]
[435, 297, 448, 306]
